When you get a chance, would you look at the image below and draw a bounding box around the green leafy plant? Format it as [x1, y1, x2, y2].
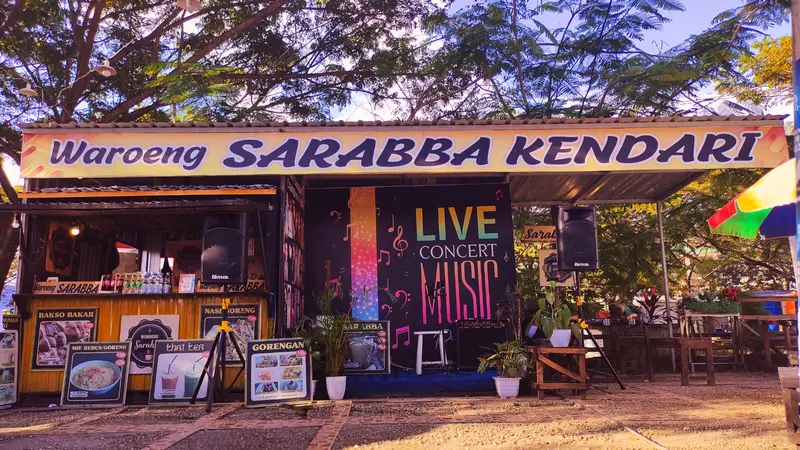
[531, 281, 581, 341]
[682, 300, 741, 314]
[314, 285, 376, 376]
[477, 341, 530, 378]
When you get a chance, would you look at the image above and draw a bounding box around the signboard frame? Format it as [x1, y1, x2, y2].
[120, 315, 180, 375]
[198, 303, 260, 365]
[60, 341, 131, 408]
[0, 330, 19, 407]
[32, 307, 98, 371]
[148, 339, 213, 404]
[245, 338, 312, 407]
[343, 321, 391, 375]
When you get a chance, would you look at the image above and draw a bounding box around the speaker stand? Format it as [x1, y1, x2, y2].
[574, 271, 625, 390]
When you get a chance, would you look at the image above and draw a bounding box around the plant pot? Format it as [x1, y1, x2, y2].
[493, 377, 521, 398]
[325, 376, 347, 401]
[526, 324, 538, 339]
[311, 380, 317, 399]
[549, 329, 572, 347]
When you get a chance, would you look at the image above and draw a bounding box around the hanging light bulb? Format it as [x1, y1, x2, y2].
[177, 0, 202, 12]
[11, 215, 19, 229]
[69, 225, 81, 236]
[20, 83, 38, 97]
[94, 59, 117, 77]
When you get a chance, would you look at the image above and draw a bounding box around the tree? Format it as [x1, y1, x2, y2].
[717, 36, 792, 107]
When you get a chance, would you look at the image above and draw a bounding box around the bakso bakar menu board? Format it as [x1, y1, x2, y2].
[60, 341, 131, 407]
[149, 340, 212, 404]
[33, 308, 97, 370]
[246, 338, 311, 406]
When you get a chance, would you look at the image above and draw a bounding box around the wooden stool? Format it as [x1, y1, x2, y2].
[649, 337, 715, 386]
[526, 346, 588, 399]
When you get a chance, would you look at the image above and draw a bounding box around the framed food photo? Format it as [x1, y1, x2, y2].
[344, 321, 390, 375]
[0, 330, 19, 407]
[33, 308, 98, 370]
[60, 342, 131, 408]
[246, 338, 312, 407]
[198, 304, 260, 365]
[149, 340, 213, 404]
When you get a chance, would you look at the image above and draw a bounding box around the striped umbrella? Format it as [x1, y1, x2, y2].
[707, 158, 795, 239]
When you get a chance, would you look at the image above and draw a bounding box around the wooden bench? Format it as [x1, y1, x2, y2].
[779, 367, 800, 448]
[648, 337, 715, 386]
[526, 346, 588, 399]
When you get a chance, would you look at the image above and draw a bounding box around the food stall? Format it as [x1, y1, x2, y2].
[6, 116, 789, 403]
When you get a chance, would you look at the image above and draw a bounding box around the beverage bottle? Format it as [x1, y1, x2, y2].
[122, 274, 129, 294]
[144, 272, 152, 294]
[136, 273, 143, 294]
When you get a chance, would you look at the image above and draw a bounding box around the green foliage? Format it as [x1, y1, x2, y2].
[533, 281, 575, 340]
[314, 284, 352, 377]
[477, 340, 530, 378]
[681, 300, 742, 315]
[717, 36, 792, 106]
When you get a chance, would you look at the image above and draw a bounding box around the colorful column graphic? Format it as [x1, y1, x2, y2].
[348, 187, 379, 320]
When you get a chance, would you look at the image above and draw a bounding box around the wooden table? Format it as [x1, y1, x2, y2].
[526, 346, 588, 399]
[680, 312, 743, 370]
[778, 367, 800, 448]
[739, 314, 796, 368]
[649, 337, 715, 386]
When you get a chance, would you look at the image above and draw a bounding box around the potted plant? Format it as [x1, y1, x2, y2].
[314, 284, 351, 400]
[291, 317, 323, 399]
[477, 340, 530, 398]
[532, 281, 581, 347]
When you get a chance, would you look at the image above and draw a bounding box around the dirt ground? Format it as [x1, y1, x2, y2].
[0, 372, 789, 449]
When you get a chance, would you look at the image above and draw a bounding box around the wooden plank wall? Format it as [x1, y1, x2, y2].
[20, 294, 272, 394]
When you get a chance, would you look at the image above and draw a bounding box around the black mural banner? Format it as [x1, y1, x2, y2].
[60, 341, 131, 408]
[306, 184, 515, 369]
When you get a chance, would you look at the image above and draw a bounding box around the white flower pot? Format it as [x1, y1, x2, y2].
[549, 329, 572, 348]
[493, 377, 521, 398]
[326, 376, 347, 400]
[527, 324, 538, 338]
[311, 380, 317, 399]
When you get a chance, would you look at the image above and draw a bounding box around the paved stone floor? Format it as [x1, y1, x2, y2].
[0, 372, 788, 449]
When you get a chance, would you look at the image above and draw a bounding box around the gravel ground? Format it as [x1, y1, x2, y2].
[350, 401, 457, 417]
[167, 427, 319, 450]
[0, 432, 171, 449]
[332, 421, 647, 449]
[466, 399, 573, 415]
[0, 409, 89, 429]
[87, 406, 208, 425]
[222, 404, 332, 421]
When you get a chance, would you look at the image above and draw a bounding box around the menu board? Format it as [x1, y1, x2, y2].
[2, 315, 20, 332]
[149, 339, 212, 404]
[60, 341, 131, 408]
[245, 338, 311, 406]
[344, 321, 390, 375]
[120, 315, 180, 375]
[33, 308, 98, 370]
[0, 330, 18, 407]
[199, 304, 259, 365]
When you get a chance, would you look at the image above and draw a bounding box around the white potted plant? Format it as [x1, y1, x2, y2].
[315, 285, 351, 401]
[477, 340, 530, 398]
[533, 281, 581, 348]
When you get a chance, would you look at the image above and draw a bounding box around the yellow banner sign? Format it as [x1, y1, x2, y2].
[20, 124, 788, 178]
[523, 226, 556, 243]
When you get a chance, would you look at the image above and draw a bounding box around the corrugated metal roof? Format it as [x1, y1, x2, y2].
[33, 183, 276, 194]
[18, 114, 786, 130]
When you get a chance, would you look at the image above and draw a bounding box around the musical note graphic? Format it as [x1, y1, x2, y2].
[393, 225, 409, 257]
[496, 189, 503, 200]
[388, 214, 396, 233]
[405, 312, 409, 319]
[330, 210, 341, 224]
[340, 267, 346, 275]
[404, 271, 409, 277]
[343, 223, 357, 241]
[383, 278, 390, 291]
[381, 304, 392, 318]
[395, 290, 410, 309]
[329, 279, 340, 297]
[504, 252, 510, 263]
[392, 326, 411, 349]
[376, 207, 381, 216]
[443, 329, 454, 343]
[378, 250, 391, 266]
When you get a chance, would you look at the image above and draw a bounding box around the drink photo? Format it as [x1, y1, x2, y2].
[160, 369, 178, 398]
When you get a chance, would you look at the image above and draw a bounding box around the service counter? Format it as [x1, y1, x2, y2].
[15, 293, 271, 398]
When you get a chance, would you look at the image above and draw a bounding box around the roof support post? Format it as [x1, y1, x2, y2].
[657, 200, 676, 371]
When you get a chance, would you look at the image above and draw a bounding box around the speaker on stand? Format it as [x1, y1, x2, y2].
[201, 213, 249, 284]
[556, 206, 598, 272]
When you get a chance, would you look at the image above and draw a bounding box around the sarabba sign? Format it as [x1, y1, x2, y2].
[20, 123, 788, 178]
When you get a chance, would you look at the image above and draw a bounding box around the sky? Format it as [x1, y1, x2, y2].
[2, 1, 792, 186]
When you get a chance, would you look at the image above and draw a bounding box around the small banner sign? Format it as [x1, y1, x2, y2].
[33, 308, 98, 370]
[0, 330, 19, 407]
[245, 338, 311, 406]
[149, 339, 213, 404]
[60, 341, 131, 408]
[2, 315, 21, 332]
[120, 315, 179, 375]
[523, 226, 556, 243]
[199, 304, 260, 365]
[344, 321, 390, 375]
[33, 281, 101, 295]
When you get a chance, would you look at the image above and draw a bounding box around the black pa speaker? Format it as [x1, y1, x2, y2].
[556, 206, 599, 271]
[201, 213, 248, 283]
